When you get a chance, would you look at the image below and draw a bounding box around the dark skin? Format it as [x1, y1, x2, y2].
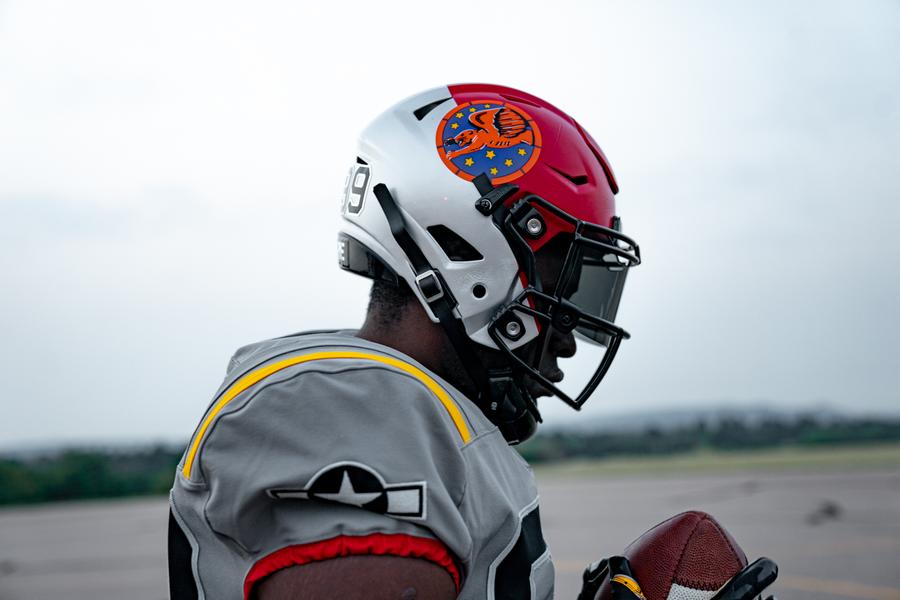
[256, 239, 575, 600]
[253, 555, 457, 600]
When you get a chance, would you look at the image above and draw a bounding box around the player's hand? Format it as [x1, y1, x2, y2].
[577, 554, 779, 600]
[709, 557, 779, 600]
[577, 555, 645, 600]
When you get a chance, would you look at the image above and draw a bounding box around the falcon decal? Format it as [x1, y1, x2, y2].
[436, 100, 542, 184]
[445, 107, 535, 160]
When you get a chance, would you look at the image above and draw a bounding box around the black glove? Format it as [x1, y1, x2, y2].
[577, 555, 778, 600]
[578, 555, 646, 600]
[711, 557, 779, 600]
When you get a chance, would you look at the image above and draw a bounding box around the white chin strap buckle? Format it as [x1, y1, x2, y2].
[415, 270, 444, 303]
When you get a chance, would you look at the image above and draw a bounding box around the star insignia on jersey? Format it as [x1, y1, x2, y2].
[267, 461, 427, 520]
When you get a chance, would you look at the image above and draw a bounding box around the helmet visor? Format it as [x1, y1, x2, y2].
[558, 226, 635, 345]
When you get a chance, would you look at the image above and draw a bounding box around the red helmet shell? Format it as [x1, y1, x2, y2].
[448, 83, 619, 251]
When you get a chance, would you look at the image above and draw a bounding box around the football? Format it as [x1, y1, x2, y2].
[597, 510, 749, 600]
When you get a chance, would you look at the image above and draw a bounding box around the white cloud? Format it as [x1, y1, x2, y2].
[1, 0, 898, 446]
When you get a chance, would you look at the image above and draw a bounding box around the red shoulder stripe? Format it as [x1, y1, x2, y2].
[243, 533, 461, 598]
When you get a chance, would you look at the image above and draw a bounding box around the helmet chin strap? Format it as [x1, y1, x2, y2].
[373, 182, 540, 444]
[484, 367, 539, 444]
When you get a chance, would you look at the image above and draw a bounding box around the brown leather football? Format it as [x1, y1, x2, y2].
[598, 510, 749, 600]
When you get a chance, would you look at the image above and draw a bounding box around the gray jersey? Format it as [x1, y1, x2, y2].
[169, 331, 553, 599]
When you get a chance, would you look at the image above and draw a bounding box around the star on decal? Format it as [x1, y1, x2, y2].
[485, 150, 495, 159]
[267, 462, 427, 520]
[316, 471, 381, 507]
[490, 167, 498, 175]
[464, 158, 474, 166]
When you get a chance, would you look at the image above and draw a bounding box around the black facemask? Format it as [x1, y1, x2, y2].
[488, 194, 641, 413]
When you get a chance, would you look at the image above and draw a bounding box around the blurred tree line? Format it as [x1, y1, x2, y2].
[0, 445, 180, 506]
[1, 416, 899, 506]
[517, 415, 900, 463]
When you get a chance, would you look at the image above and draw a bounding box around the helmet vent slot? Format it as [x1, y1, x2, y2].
[427, 225, 484, 262]
[413, 97, 451, 121]
[548, 165, 589, 186]
[573, 122, 619, 194]
[356, 156, 368, 165]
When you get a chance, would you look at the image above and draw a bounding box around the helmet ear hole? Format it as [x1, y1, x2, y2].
[427, 225, 484, 261]
[472, 283, 487, 299]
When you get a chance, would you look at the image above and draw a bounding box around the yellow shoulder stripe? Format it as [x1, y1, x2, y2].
[181, 350, 471, 479]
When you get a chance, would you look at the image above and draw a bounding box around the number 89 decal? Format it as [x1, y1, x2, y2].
[342, 163, 370, 215]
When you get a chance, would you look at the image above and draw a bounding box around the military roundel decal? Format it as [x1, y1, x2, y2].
[267, 461, 427, 520]
[436, 100, 542, 184]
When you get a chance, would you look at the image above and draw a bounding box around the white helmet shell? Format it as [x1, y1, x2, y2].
[339, 86, 537, 349]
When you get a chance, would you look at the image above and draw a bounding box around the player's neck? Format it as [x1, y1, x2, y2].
[357, 303, 444, 370]
[357, 304, 475, 397]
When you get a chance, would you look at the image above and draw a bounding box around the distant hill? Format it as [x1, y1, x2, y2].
[541, 404, 863, 433]
[2, 411, 899, 506]
[519, 411, 900, 464]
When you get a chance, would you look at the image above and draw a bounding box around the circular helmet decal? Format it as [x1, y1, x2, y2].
[436, 100, 542, 184]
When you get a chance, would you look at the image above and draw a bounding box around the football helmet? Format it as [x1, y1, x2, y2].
[339, 83, 640, 443]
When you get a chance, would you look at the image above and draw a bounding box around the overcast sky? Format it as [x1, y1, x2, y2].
[0, 0, 898, 448]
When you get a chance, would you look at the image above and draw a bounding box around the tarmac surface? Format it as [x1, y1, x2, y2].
[0, 467, 898, 600]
